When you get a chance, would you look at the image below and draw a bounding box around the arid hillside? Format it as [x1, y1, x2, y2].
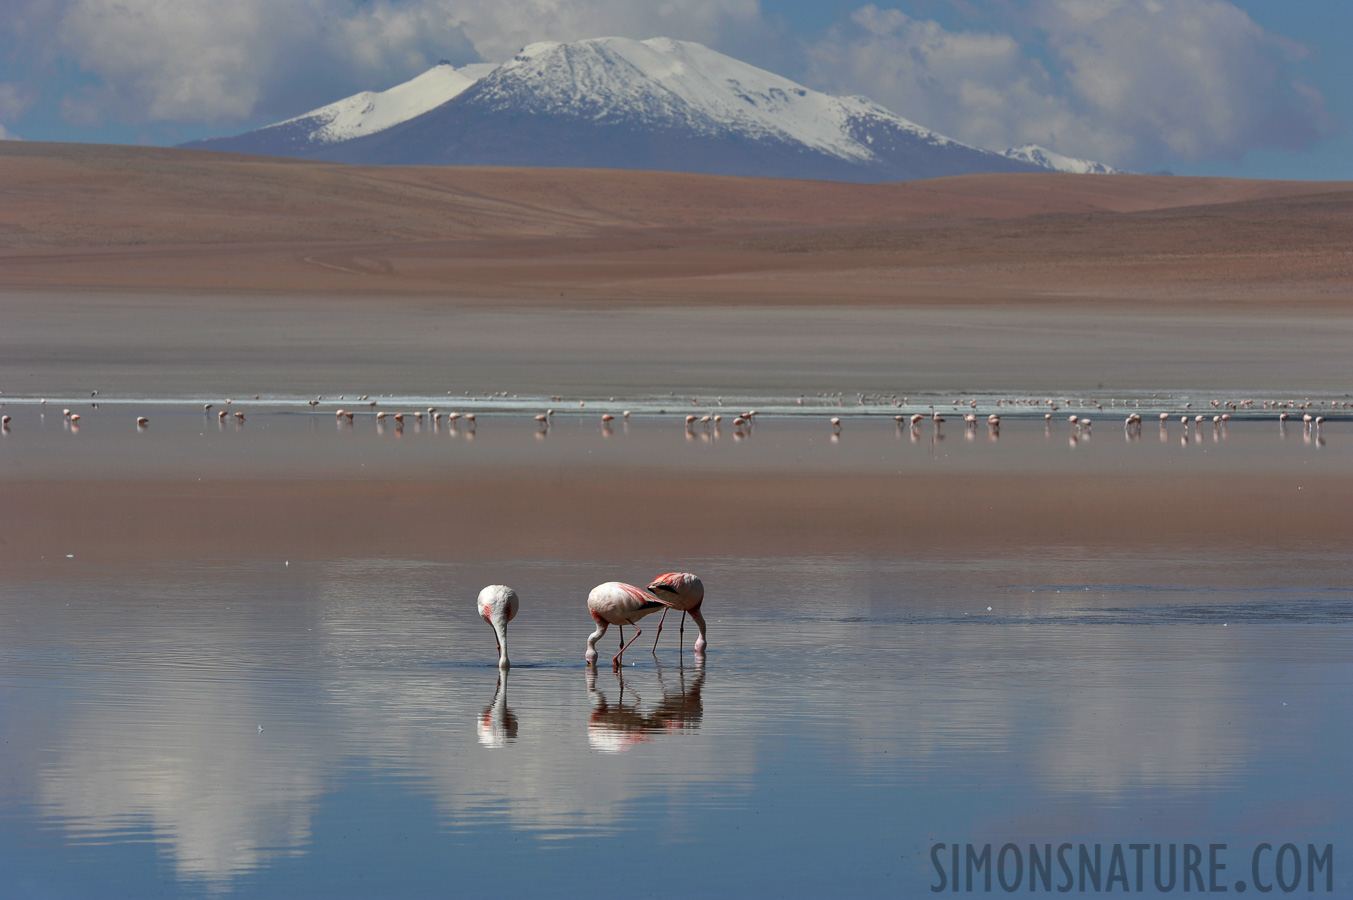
[2, 141, 1350, 305]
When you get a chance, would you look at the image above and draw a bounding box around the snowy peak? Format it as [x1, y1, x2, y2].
[267, 60, 496, 146]
[470, 36, 946, 163]
[1003, 144, 1122, 175]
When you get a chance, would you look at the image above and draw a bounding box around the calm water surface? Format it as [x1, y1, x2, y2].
[1, 412, 1349, 897]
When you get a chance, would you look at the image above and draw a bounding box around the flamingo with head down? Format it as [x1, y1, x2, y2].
[647, 572, 707, 655]
[586, 582, 673, 670]
[477, 585, 519, 669]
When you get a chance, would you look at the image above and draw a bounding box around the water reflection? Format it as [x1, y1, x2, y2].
[477, 671, 519, 748]
[35, 676, 321, 886]
[585, 662, 705, 753]
[1, 558, 1348, 895]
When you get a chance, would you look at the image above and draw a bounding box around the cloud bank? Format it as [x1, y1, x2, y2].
[1, 0, 760, 127]
[804, 0, 1332, 169]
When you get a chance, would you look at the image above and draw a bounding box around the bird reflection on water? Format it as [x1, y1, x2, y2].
[585, 660, 706, 754]
[476, 671, 519, 749]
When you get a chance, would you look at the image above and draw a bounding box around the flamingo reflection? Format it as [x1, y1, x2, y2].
[585, 661, 706, 753]
[476, 671, 519, 748]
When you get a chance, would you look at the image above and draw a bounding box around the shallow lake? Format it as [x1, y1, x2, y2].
[1, 409, 1349, 897]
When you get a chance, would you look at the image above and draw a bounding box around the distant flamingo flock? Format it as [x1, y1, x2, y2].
[2, 388, 1347, 439]
[0, 394, 1340, 451]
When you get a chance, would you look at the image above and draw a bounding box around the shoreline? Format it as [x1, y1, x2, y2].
[8, 469, 1352, 566]
[5, 295, 1353, 399]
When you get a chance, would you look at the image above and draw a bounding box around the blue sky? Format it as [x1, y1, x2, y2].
[1, 0, 1347, 180]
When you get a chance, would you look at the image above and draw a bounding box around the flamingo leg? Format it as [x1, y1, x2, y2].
[651, 607, 670, 651]
[613, 624, 645, 671]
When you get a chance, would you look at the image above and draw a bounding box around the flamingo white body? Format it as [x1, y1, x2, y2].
[648, 572, 707, 655]
[477, 584, 520, 669]
[585, 582, 669, 670]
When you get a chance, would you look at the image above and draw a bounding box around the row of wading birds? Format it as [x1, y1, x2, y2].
[479, 573, 707, 673]
[8, 407, 1336, 434]
[1, 391, 1339, 434]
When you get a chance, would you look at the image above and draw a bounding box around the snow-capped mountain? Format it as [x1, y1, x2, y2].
[272, 61, 497, 149]
[1003, 144, 1122, 175]
[186, 37, 1117, 182]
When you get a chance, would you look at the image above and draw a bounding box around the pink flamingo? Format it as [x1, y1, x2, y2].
[477, 585, 519, 669]
[585, 582, 670, 670]
[648, 572, 707, 655]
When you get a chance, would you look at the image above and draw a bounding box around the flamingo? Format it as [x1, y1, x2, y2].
[586, 582, 670, 670]
[648, 572, 707, 655]
[477, 585, 519, 669]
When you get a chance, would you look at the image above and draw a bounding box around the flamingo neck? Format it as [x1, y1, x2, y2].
[689, 608, 708, 654]
[492, 618, 510, 669]
[585, 621, 607, 665]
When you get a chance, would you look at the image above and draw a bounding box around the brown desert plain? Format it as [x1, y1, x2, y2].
[2, 140, 1351, 563]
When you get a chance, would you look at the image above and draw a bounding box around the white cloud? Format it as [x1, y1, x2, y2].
[805, 0, 1331, 170]
[806, 6, 1127, 162]
[0, 82, 35, 119]
[0, 82, 32, 139]
[18, 0, 761, 126]
[440, 0, 761, 64]
[1037, 0, 1329, 161]
[51, 0, 482, 124]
